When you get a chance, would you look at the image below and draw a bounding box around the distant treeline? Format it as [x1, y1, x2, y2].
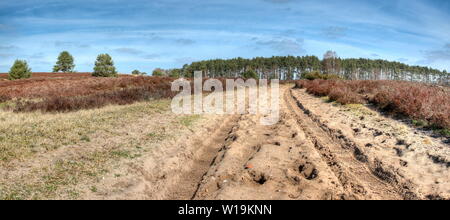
[177, 51, 449, 85]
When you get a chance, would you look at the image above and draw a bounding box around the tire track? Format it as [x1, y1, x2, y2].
[166, 85, 410, 200]
[285, 88, 405, 200]
[166, 114, 242, 200]
[191, 87, 345, 200]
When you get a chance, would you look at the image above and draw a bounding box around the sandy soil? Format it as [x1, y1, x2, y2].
[140, 85, 449, 200]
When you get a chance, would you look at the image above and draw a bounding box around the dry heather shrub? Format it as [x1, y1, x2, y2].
[298, 79, 450, 129]
[305, 80, 337, 96]
[6, 76, 178, 112]
[1, 74, 269, 113]
[328, 86, 365, 105]
[0, 75, 174, 100]
[294, 80, 308, 89]
[14, 84, 176, 112]
[372, 83, 450, 128]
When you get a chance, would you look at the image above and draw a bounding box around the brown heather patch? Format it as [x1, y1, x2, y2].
[0, 74, 179, 112]
[296, 79, 450, 129]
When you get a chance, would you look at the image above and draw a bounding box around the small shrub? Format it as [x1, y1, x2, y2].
[302, 71, 322, 80]
[438, 129, 450, 137]
[412, 120, 428, 127]
[8, 60, 32, 80]
[301, 71, 341, 80]
[372, 90, 396, 111]
[305, 80, 337, 96]
[294, 80, 308, 89]
[152, 68, 165, 77]
[328, 86, 364, 105]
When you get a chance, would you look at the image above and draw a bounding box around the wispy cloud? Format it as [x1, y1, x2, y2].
[322, 26, 348, 39]
[0, 0, 449, 72]
[421, 44, 450, 64]
[27, 52, 45, 59]
[175, 39, 195, 45]
[0, 45, 18, 50]
[256, 38, 305, 54]
[142, 54, 160, 60]
[55, 41, 90, 48]
[175, 57, 198, 65]
[113, 47, 145, 55]
[0, 53, 14, 58]
[0, 24, 13, 31]
[262, 0, 294, 3]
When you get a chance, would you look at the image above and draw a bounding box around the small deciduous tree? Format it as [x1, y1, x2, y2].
[131, 70, 147, 76]
[322, 50, 341, 75]
[92, 54, 117, 77]
[168, 69, 181, 78]
[152, 68, 165, 76]
[8, 60, 32, 80]
[53, 51, 75, 72]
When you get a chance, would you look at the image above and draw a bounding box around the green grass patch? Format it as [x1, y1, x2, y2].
[437, 129, 450, 138]
[180, 115, 201, 127]
[412, 120, 428, 127]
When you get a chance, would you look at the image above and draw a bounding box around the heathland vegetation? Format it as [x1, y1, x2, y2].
[1, 50, 448, 132]
[295, 79, 450, 134]
[0, 50, 448, 200]
[0, 75, 176, 112]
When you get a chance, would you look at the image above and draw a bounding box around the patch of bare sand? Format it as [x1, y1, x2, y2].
[290, 88, 449, 200]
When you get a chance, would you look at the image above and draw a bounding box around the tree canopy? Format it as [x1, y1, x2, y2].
[8, 60, 32, 80]
[92, 54, 117, 77]
[132, 70, 147, 75]
[178, 52, 448, 85]
[242, 69, 258, 79]
[53, 51, 75, 73]
[152, 68, 165, 76]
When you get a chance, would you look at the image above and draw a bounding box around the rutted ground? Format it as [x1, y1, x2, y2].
[1, 85, 448, 200]
[166, 85, 449, 200]
[289, 88, 449, 199]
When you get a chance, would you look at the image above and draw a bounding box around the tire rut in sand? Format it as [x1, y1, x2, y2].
[192, 87, 344, 200]
[166, 115, 242, 200]
[167, 86, 411, 200]
[285, 88, 405, 200]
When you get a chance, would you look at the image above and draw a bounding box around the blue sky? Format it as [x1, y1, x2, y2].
[0, 0, 449, 73]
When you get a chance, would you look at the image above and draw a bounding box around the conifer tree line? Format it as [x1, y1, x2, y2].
[179, 51, 449, 85]
[5, 50, 449, 85]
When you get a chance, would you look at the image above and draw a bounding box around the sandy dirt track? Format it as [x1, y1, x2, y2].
[84, 85, 448, 200]
[156, 85, 448, 200]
